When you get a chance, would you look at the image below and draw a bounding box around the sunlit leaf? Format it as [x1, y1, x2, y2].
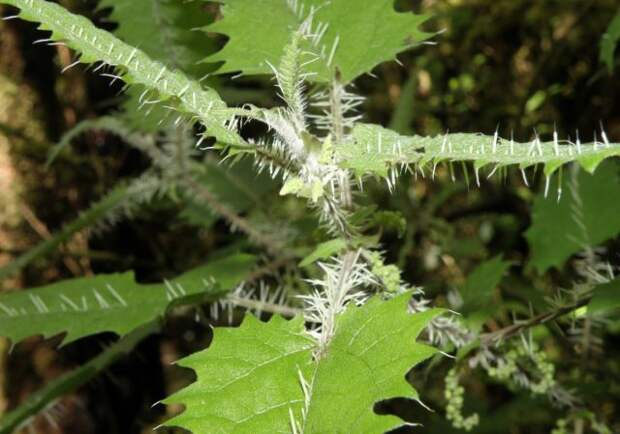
[205, 0, 432, 83]
[165, 293, 440, 433]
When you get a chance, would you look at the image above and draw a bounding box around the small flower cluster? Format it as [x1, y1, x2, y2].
[363, 249, 473, 348]
[473, 342, 556, 396]
[551, 411, 612, 434]
[444, 368, 480, 431]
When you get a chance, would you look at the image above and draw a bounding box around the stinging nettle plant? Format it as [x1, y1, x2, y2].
[0, 0, 619, 433]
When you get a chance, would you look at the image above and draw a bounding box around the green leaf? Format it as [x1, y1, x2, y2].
[301, 294, 440, 433]
[388, 71, 416, 134]
[205, 0, 432, 83]
[99, 0, 214, 72]
[1, 0, 239, 144]
[601, 9, 620, 74]
[460, 256, 511, 314]
[525, 161, 620, 273]
[99, 0, 217, 131]
[165, 293, 440, 433]
[299, 238, 347, 267]
[589, 279, 620, 315]
[165, 315, 314, 433]
[0, 254, 256, 346]
[338, 123, 620, 178]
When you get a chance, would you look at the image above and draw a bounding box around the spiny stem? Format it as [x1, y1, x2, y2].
[174, 124, 188, 173]
[316, 250, 361, 356]
[479, 296, 591, 346]
[329, 78, 345, 143]
[181, 176, 289, 257]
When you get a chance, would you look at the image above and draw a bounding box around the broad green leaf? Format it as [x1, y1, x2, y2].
[1, 0, 240, 144]
[601, 9, 620, 74]
[589, 279, 620, 315]
[0, 254, 256, 345]
[99, 0, 214, 72]
[525, 161, 620, 273]
[205, 0, 432, 83]
[301, 294, 440, 433]
[165, 293, 440, 433]
[299, 238, 347, 267]
[99, 0, 217, 131]
[339, 123, 620, 178]
[165, 315, 314, 433]
[0, 321, 156, 434]
[460, 256, 511, 314]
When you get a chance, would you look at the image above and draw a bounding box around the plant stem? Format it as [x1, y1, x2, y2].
[480, 297, 591, 346]
[181, 176, 289, 257]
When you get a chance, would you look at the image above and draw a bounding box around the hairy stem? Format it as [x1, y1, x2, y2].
[181, 176, 288, 257]
[480, 297, 591, 346]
